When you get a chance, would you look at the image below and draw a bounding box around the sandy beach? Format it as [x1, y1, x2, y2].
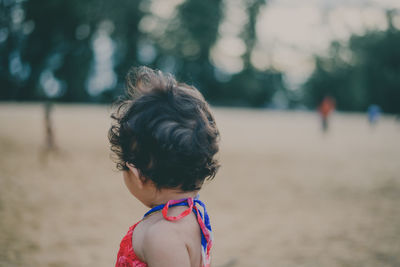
[1, 104, 399, 267]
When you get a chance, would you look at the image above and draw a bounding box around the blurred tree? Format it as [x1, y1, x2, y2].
[109, 0, 143, 96]
[241, 0, 266, 69]
[0, 0, 26, 99]
[1, 0, 144, 102]
[222, 0, 282, 107]
[21, 0, 97, 101]
[222, 69, 283, 107]
[304, 11, 400, 113]
[154, 0, 223, 100]
[1, 0, 284, 108]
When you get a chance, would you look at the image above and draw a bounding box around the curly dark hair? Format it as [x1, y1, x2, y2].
[108, 66, 220, 192]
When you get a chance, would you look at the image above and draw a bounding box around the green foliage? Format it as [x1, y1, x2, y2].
[1, 0, 144, 102]
[21, 0, 97, 101]
[154, 0, 224, 100]
[220, 68, 282, 107]
[1, 0, 284, 107]
[0, 0, 25, 100]
[304, 15, 400, 113]
[241, 0, 267, 68]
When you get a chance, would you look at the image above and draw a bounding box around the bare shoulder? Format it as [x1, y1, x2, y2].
[143, 215, 198, 249]
[145, 219, 181, 241]
[141, 213, 201, 267]
[142, 220, 189, 266]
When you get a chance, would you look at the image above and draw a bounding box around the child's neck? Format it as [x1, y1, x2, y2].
[150, 189, 199, 208]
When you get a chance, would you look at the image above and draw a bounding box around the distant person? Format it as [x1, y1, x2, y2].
[367, 104, 381, 126]
[318, 96, 335, 132]
[109, 67, 219, 267]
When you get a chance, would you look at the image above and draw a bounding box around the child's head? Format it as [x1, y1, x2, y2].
[109, 66, 220, 193]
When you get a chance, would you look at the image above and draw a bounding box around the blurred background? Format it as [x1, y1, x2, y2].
[1, 0, 400, 111]
[1, 0, 400, 266]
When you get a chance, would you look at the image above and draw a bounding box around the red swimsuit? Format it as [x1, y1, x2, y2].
[115, 197, 212, 267]
[115, 221, 147, 267]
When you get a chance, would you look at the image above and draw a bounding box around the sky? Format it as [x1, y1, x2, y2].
[211, 0, 400, 90]
[85, 0, 400, 96]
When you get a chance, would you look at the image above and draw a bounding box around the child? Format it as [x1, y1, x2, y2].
[108, 66, 220, 267]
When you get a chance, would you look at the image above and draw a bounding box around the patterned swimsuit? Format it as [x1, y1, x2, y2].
[115, 197, 213, 267]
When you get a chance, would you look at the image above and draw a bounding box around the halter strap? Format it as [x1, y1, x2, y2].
[143, 196, 212, 267]
[162, 197, 194, 221]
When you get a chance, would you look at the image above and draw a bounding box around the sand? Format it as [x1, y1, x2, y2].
[0, 103, 399, 267]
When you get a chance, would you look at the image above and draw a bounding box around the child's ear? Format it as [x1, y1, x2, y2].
[126, 163, 144, 189]
[126, 163, 139, 177]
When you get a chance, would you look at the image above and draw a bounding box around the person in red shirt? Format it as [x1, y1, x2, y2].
[318, 96, 335, 132]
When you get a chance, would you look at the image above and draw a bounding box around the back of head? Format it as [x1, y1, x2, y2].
[109, 66, 220, 192]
